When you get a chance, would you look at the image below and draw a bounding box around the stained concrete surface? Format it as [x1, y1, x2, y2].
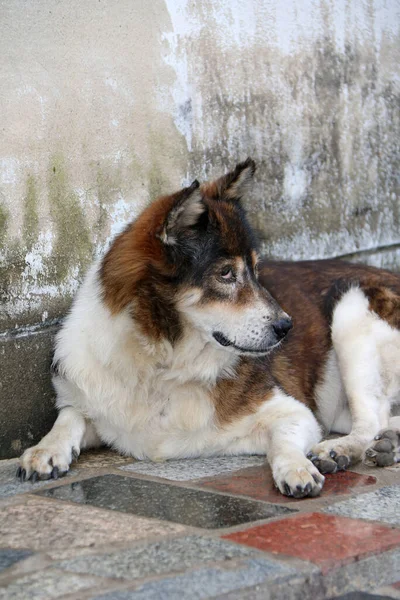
[0, 325, 58, 459]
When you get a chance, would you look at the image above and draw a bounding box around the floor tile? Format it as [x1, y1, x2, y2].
[55, 535, 273, 580]
[223, 513, 400, 573]
[91, 558, 294, 600]
[0, 496, 185, 559]
[0, 548, 32, 573]
[77, 449, 133, 469]
[330, 593, 398, 599]
[0, 458, 77, 498]
[195, 466, 376, 503]
[38, 474, 295, 529]
[0, 449, 132, 498]
[0, 568, 102, 600]
[321, 549, 400, 599]
[119, 455, 266, 481]
[324, 486, 400, 527]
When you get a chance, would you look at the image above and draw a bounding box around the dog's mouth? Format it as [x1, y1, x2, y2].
[212, 331, 278, 355]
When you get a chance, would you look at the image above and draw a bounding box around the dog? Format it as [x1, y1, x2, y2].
[18, 159, 400, 498]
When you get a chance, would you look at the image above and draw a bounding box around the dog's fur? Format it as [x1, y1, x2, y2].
[19, 159, 400, 497]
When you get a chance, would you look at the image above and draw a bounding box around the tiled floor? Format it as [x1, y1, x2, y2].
[0, 449, 399, 600]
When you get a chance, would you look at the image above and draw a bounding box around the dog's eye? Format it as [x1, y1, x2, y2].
[220, 267, 236, 281]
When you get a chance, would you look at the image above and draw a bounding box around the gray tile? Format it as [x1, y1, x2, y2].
[91, 558, 294, 600]
[56, 535, 264, 580]
[38, 474, 295, 529]
[322, 548, 400, 600]
[0, 458, 77, 498]
[119, 456, 266, 481]
[0, 497, 185, 559]
[0, 548, 32, 573]
[330, 593, 397, 599]
[324, 486, 400, 526]
[0, 568, 102, 600]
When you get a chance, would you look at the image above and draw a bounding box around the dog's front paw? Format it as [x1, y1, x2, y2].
[17, 444, 79, 482]
[308, 438, 358, 474]
[273, 457, 325, 498]
[364, 429, 400, 467]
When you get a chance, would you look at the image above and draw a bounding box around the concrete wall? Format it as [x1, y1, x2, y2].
[1, 0, 399, 457]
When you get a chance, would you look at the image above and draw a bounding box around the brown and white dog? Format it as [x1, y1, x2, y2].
[18, 159, 400, 498]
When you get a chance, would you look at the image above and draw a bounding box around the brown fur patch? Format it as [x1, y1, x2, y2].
[364, 286, 400, 329]
[213, 358, 275, 425]
[101, 194, 175, 314]
[100, 192, 183, 342]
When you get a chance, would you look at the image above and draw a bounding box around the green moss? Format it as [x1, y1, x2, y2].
[147, 130, 172, 201]
[94, 166, 125, 234]
[48, 154, 93, 282]
[0, 201, 8, 248]
[95, 169, 111, 233]
[23, 175, 39, 250]
[0, 240, 25, 303]
[147, 161, 169, 201]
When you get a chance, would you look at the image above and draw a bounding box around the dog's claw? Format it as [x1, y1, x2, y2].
[51, 466, 59, 480]
[283, 483, 292, 496]
[71, 448, 79, 462]
[30, 471, 39, 483]
[304, 482, 312, 494]
[16, 466, 22, 479]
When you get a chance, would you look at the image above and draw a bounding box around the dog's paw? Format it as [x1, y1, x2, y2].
[308, 438, 359, 474]
[273, 457, 325, 498]
[17, 444, 79, 482]
[364, 429, 400, 467]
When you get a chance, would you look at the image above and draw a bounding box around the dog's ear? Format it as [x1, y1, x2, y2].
[159, 179, 205, 245]
[201, 158, 256, 200]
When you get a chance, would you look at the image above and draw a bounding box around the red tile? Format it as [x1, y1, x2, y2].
[223, 513, 400, 574]
[195, 466, 376, 503]
[392, 581, 400, 589]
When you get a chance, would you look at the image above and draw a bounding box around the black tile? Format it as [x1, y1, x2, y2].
[0, 548, 32, 573]
[37, 474, 295, 529]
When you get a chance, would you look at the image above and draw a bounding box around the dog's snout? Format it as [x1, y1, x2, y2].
[272, 317, 293, 340]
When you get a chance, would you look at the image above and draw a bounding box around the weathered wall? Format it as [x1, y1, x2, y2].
[1, 0, 399, 456]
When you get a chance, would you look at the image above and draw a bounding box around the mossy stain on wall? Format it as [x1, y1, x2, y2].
[0, 201, 8, 248]
[23, 175, 39, 251]
[48, 154, 93, 282]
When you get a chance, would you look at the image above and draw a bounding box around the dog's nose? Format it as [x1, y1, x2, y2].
[272, 317, 293, 340]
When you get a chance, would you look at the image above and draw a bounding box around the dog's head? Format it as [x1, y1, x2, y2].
[101, 159, 292, 355]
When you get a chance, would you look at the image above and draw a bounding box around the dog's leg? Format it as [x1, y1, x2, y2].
[310, 288, 395, 473]
[262, 389, 325, 498]
[18, 406, 100, 482]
